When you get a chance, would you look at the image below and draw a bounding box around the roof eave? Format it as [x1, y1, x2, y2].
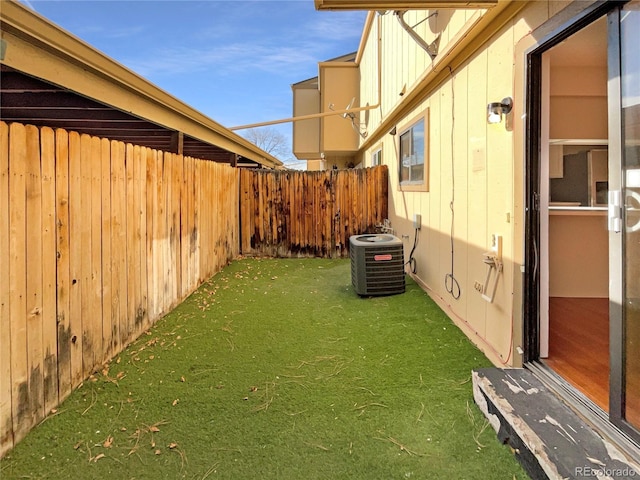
[315, 0, 498, 10]
[0, 0, 282, 169]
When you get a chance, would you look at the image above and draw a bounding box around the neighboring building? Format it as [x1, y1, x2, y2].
[292, 52, 362, 170]
[295, 0, 640, 462]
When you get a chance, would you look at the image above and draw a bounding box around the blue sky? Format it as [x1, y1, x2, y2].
[23, 1, 367, 167]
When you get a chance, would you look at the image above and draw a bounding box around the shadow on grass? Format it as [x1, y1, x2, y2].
[1, 258, 528, 479]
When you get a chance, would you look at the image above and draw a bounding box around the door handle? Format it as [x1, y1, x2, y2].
[608, 190, 623, 233]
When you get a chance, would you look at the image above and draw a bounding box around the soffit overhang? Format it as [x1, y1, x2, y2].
[315, 0, 497, 10]
[0, 0, 282, 169]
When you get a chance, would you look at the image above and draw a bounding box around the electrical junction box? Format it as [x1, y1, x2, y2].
[413, 213, 421, 230]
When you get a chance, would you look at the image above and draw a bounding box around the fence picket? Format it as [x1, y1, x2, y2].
[111, 140, 127, 351]
[89, 136, 103, 373]
[126, 145, 136, 343]
[138, 148, 148, 330]
[180, 156, 189, 297]
[172, 153, 182, 301]
[100, 139, 112, 362]
[132, 145, 143, 330]
[9, 123, 29, 444]
[78, 135, 93, 377]
[25, 125, 44, 427]
[145, 149, 156, 320]
[0, 122, 12, 456]
[40, 127, 58, 416]
[67, 132, 83, 387]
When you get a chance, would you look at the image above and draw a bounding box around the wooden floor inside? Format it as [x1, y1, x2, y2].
[544, 297, 610, 412]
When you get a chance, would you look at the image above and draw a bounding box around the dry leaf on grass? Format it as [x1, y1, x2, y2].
[103, 435, 114, 448]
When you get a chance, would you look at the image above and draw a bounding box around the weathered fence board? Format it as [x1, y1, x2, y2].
[90, 136, 103, 376]
[9, 123, 28, 445]
[40, 127, 58, 416]
[0, 122, 12, 454]
[239, 166, 388, 258]
[79, 134, 92, 379]
[25, 124, 44, 429]
[55, 128, 72, 403]
[100, 138, 113, 362]
[126, 143, 137, 345]
[67, 131, 83, 390]
[0, 121, 239, 457]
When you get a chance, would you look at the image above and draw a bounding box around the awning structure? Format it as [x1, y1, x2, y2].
[0, 1, 282, 169]
[314, 0, 497, 10]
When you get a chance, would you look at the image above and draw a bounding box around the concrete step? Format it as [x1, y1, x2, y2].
[472, 368, 640, 480]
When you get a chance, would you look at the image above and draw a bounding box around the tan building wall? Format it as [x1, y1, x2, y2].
[352, 7, 519, 366]
[319, 62, 361, 154]
[349, 1, 606, 367]
[295, 0, 611, 366]
[292, 83, 321, 159]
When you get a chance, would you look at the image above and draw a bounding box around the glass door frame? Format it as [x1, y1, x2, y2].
[523, 0, 614, 363]
[607, 3, 625, 432]
[523, 0, 640, 445]
[608, 2, 640, 441]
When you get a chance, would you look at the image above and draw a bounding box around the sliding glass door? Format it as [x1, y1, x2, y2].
[609, 0, 640, 437]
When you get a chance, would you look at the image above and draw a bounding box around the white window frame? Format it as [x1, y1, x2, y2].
[371, 147, 382, 167]
[398, 111, 428, 192]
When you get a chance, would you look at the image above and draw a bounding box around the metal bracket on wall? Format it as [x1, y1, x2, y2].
[394, 11, 440, 60]
[481, 253, 503, 303]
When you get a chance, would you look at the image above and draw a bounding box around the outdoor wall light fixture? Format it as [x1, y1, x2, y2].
[487, 97, 513, 124]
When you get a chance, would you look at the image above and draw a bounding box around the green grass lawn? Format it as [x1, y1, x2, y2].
[1, 258, 528, 479]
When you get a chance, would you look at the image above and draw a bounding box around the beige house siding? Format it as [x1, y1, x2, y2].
[347, 1, 596, 367]
[292, 83, 321, 159]
[319, 62, 361, 154]
[352, 7, 517, 366]
[292, 0, 611, 366]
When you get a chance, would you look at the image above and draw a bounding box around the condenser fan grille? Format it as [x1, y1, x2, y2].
[350, 234, 405, 296]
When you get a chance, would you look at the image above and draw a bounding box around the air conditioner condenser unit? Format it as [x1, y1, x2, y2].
[349, 234, 405, 296]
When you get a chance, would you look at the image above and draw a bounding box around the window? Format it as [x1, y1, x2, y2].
[398, 116, 427, 190]
[371, 148, 382, 166]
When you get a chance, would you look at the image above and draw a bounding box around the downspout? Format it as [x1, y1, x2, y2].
[229, 12, 382, 131]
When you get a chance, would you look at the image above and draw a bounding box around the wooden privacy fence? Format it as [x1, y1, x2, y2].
[0, 121, 239, 455]
[239, 166, 389, 257]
